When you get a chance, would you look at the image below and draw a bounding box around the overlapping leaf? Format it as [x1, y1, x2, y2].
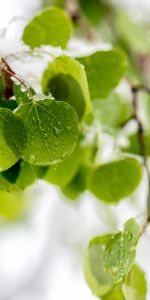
[84, 235, 113, 297]
[4, 99, 79, 167]
[0, 108, 19, 171]
[122, 264, 147, 300]
[103, 219, 140, 283]
[78, 49, 127, 100]
[42, 55, 91, 120]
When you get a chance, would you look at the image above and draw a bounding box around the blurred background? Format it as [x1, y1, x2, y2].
[0, 0, 150, 299]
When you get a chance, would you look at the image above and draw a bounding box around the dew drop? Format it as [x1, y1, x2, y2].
[112, 266, 118, 275]
[29, 155, 35, 164]
[54, 127, 62, 136]
[66, 126, 71, 132]
[44, 133, 48, 138]
[32, 117, 36, 123]
[125, 232, 132, 242]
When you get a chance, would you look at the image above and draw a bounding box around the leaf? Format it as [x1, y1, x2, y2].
[22, 7, 72, 49]
[92, 92, 132, 130]
[88, 157, 142, 203]
[0, 108, 19, 171]
[45, 142, 81, 188]
[33, 165, 48, 179]
[0, 190, 26, 220]
[84, 235, 113, 297]
[79, 0, 110, 26]
[122, 264, 147, 300]
[0, 161, 46, 192]
[13, 82, 32, 105]
[0, 173, 12, 191]
[121, 133, 150, 156]
[78, 49, 127, 100]
[102, 285, 125, 300]
[5, 99, 79, 167]
[0, 99, 18, 110]
[1, 161, 20, 184]
[42, 55, 91, 120]
[15, 161, 37, 189]
[114, 11, 150, 54]
[62, 164, 89, 200]
[103, 219, 140, 284]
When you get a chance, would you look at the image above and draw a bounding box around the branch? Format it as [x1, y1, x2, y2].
[130, 86, 150, 231]
[131, 87, 147, 164]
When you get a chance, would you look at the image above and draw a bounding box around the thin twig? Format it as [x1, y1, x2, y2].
[130, 86, 150, 231]
[0, 58, 33, 98]
[131, 84, 150, 95]
[131, 87, 147, 164]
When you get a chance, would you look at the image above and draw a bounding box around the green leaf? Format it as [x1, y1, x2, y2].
[33, 165, 48, 179]
[0, 190, 26, 220]
[115, 11, 150, 54]
[84, 235, 113, 297]
[13, 82, 32, 105]
[92, 92, 132, 130]
[5, 99, 79, 167]
[62, 164, 89, 199]
[88, 157, 142, 203]
[0, 161, 46, 192]
[0, 173, 12, 191]
[78, 49, 127, 100]
[45, 142, 81, 188]
[103, 219, 140, 284]
[22, 7, 72, 49]
[15, 161, 37, 189]
[79, 0, 110, 26]
[102, 285, 125, 300]
[121, 133, 150, 156]
[1, 161, 20, 184]
[122, 264, 147, 300]
[0, 99, 18, 110]
[42, 55, 91, 120]
[0, 108, 19, 171]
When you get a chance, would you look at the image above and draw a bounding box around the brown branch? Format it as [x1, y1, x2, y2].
[65, 0, 97, 42]
[120, 81, 150, 231]
[131, 84, 150, 95]
[131, 87, 147, 164]
[130, 86, 150, 230]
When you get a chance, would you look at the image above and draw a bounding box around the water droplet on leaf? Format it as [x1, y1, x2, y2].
[54, 127, 62, 136]
[29, 155, 36, 163]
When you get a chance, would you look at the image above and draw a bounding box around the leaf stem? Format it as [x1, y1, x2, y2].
[0, 58, 33, 98]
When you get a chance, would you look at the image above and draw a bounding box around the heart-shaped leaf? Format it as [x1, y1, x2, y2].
[5, 99, 79, 166]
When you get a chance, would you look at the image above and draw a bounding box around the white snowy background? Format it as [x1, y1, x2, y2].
[0, 1, 150, 299]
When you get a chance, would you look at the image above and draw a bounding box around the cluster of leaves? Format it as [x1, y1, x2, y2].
[84, 219, 146, 300]
[0, 3, 149, 299]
